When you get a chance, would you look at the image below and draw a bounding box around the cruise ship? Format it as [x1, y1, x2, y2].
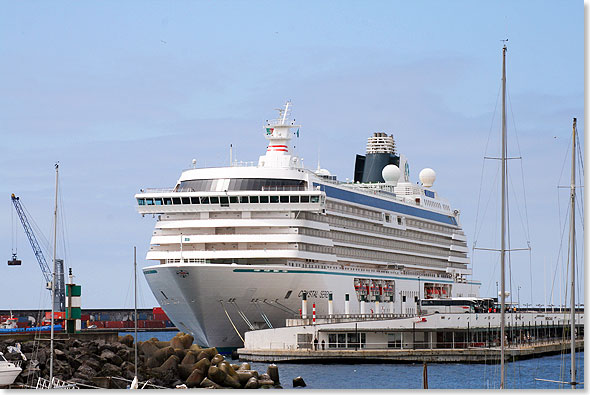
[135, 102, 480, 350]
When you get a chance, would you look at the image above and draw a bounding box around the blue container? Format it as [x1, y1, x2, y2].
[18, 317, 28, 323]
[101, 314, 110, 321]
[139, 313, 148, 321]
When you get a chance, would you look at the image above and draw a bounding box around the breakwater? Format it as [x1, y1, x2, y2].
[1, 332, 290, 389]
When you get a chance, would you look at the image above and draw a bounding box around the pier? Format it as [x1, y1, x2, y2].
[238, 311, 584, 363]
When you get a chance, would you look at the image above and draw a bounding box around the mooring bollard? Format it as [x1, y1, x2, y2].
[301, 292, 308, 319]
[328, 293, 333, 318]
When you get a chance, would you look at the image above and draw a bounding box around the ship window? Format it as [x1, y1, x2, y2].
[210, 196, 220, 204]
[163, 197, 172, 205]
[172, 197, 181, 205]
[200, 197, 210, 204]
[220, 196, 229, 206]
[260, 196, 269, 203]
[250, 196, 259, 203]
[284, 290, 292, 299]
[229, 196, 238, 204]
[397, 217, 402, 225]
[146, 198, 154, 205]
[311, 196, 319, 203]
[301, 196, 310, 203]
[191, 197, 200, 204]
[270, 196, 279, 203]
[290, 196, 299, 203]
[181, 197, 190, 205]
[155, 198, 163, 205]
[280, 196, 289, 203]
[137, 198, 145, 205]
[239, 196, 249, 203]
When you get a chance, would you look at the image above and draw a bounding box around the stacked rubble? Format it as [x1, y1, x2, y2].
[0, 333, 288, 389]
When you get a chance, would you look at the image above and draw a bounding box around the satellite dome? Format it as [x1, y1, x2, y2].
[382, 164, 401, 186]
[419, 168, 436, 187]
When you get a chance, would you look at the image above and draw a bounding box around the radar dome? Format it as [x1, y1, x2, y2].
[382, 164, 401, 186]
[315, 168, 332, 177]
[419, 168, 436, 188]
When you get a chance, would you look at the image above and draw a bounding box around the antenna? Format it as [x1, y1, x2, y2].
[229, 144, 233, 166]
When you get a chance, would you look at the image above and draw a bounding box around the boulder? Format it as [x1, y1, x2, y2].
[218, 361, 238, 380]
[100, 349, 123, 366]
[196, 350, 211, 362]
[154, 340, 171, 349]
[238, 362, 251, 371]
[293, 376, 307, 388]
[74, 363, 98, 381]
[177, 364, 196, 381]
[193, 356, 211, 375]
[189, 344, 202, 353]
[173, 348, 186, 361]
[99, 362, 121, 377]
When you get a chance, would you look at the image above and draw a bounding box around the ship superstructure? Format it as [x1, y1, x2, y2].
[135, 102, 478, 349]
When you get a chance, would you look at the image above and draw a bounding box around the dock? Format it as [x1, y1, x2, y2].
[238, 311, 584, 363]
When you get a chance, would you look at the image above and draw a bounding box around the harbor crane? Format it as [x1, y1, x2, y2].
[9, 194, 65, 312]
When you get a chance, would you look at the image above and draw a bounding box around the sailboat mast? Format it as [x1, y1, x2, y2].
[134, 246, 138, 381]
[500, 44, 507, 389]
[49, 163, 59, 387]
[569, 117, 576, 389]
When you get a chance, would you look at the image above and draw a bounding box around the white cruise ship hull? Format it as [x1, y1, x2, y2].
[143, 262, 478, 349]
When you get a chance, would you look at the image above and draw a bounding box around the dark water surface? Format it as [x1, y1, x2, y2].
[123, 331, 584, 389]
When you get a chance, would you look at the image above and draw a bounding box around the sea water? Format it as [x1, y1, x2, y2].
[121, 331, 584, 389]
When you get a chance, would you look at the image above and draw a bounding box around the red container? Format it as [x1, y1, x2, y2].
[17, 322, 29, 328]
[81, 314, 90, 321]
[144, 320, 165, 328]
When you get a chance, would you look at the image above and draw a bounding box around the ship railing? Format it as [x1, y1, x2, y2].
[230, 161, 257, 167]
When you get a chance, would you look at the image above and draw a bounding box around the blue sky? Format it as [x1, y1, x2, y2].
[0, 1, 584, 309]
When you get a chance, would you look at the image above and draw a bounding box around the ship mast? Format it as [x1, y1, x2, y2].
[500, 44, 507, 390]
[49, 163, 59, 387]
[569, 118, 576, 389]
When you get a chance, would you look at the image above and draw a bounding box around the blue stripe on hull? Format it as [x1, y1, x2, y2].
[315, 183, 458, 226]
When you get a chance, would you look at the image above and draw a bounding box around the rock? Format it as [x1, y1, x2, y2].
[138, 340, 159, 358]
[207, 365, 227, 385]
[74, 363, 98, 381]
[200, 347, 218, 360]
[274, 384, 284, 389]
[119, 334, 135, 348]
[200, 377, 223, 389]
[231, 363, 240, 371]
[178, 333, 194, 349]
[181, 350, 198, 365]
[146, 346, 174, 368]
[177, 364, 195, 381]
[293, 376, 306, 387]
[83, 357, 101, 372]
[222, 374, 242, 389]
[185, 368, 206, 388]
[100, 362, 122, 377]
[244, 376, 259, 389]
[173, 348, 186, 361]
[189, 344, 202, 353]
[117, 347, 132, 362]
[259, 373, 272, 381]
[54, 348, 67, 360]
[238, 362, 251, 371]
[120, 361, 136, 380]
[219, 361, 238, 378]
[267, 364, 280, 384]
[211, 353, 225, 365]
[196, 350, 211, 362]
[237, 370, 259, 385]
[258, 379, 275, 387]
[155, 355, 179, 372]
[154, 340, 171, 349]
[193, 356, 211, 375]
[100, 349, 123, 366]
